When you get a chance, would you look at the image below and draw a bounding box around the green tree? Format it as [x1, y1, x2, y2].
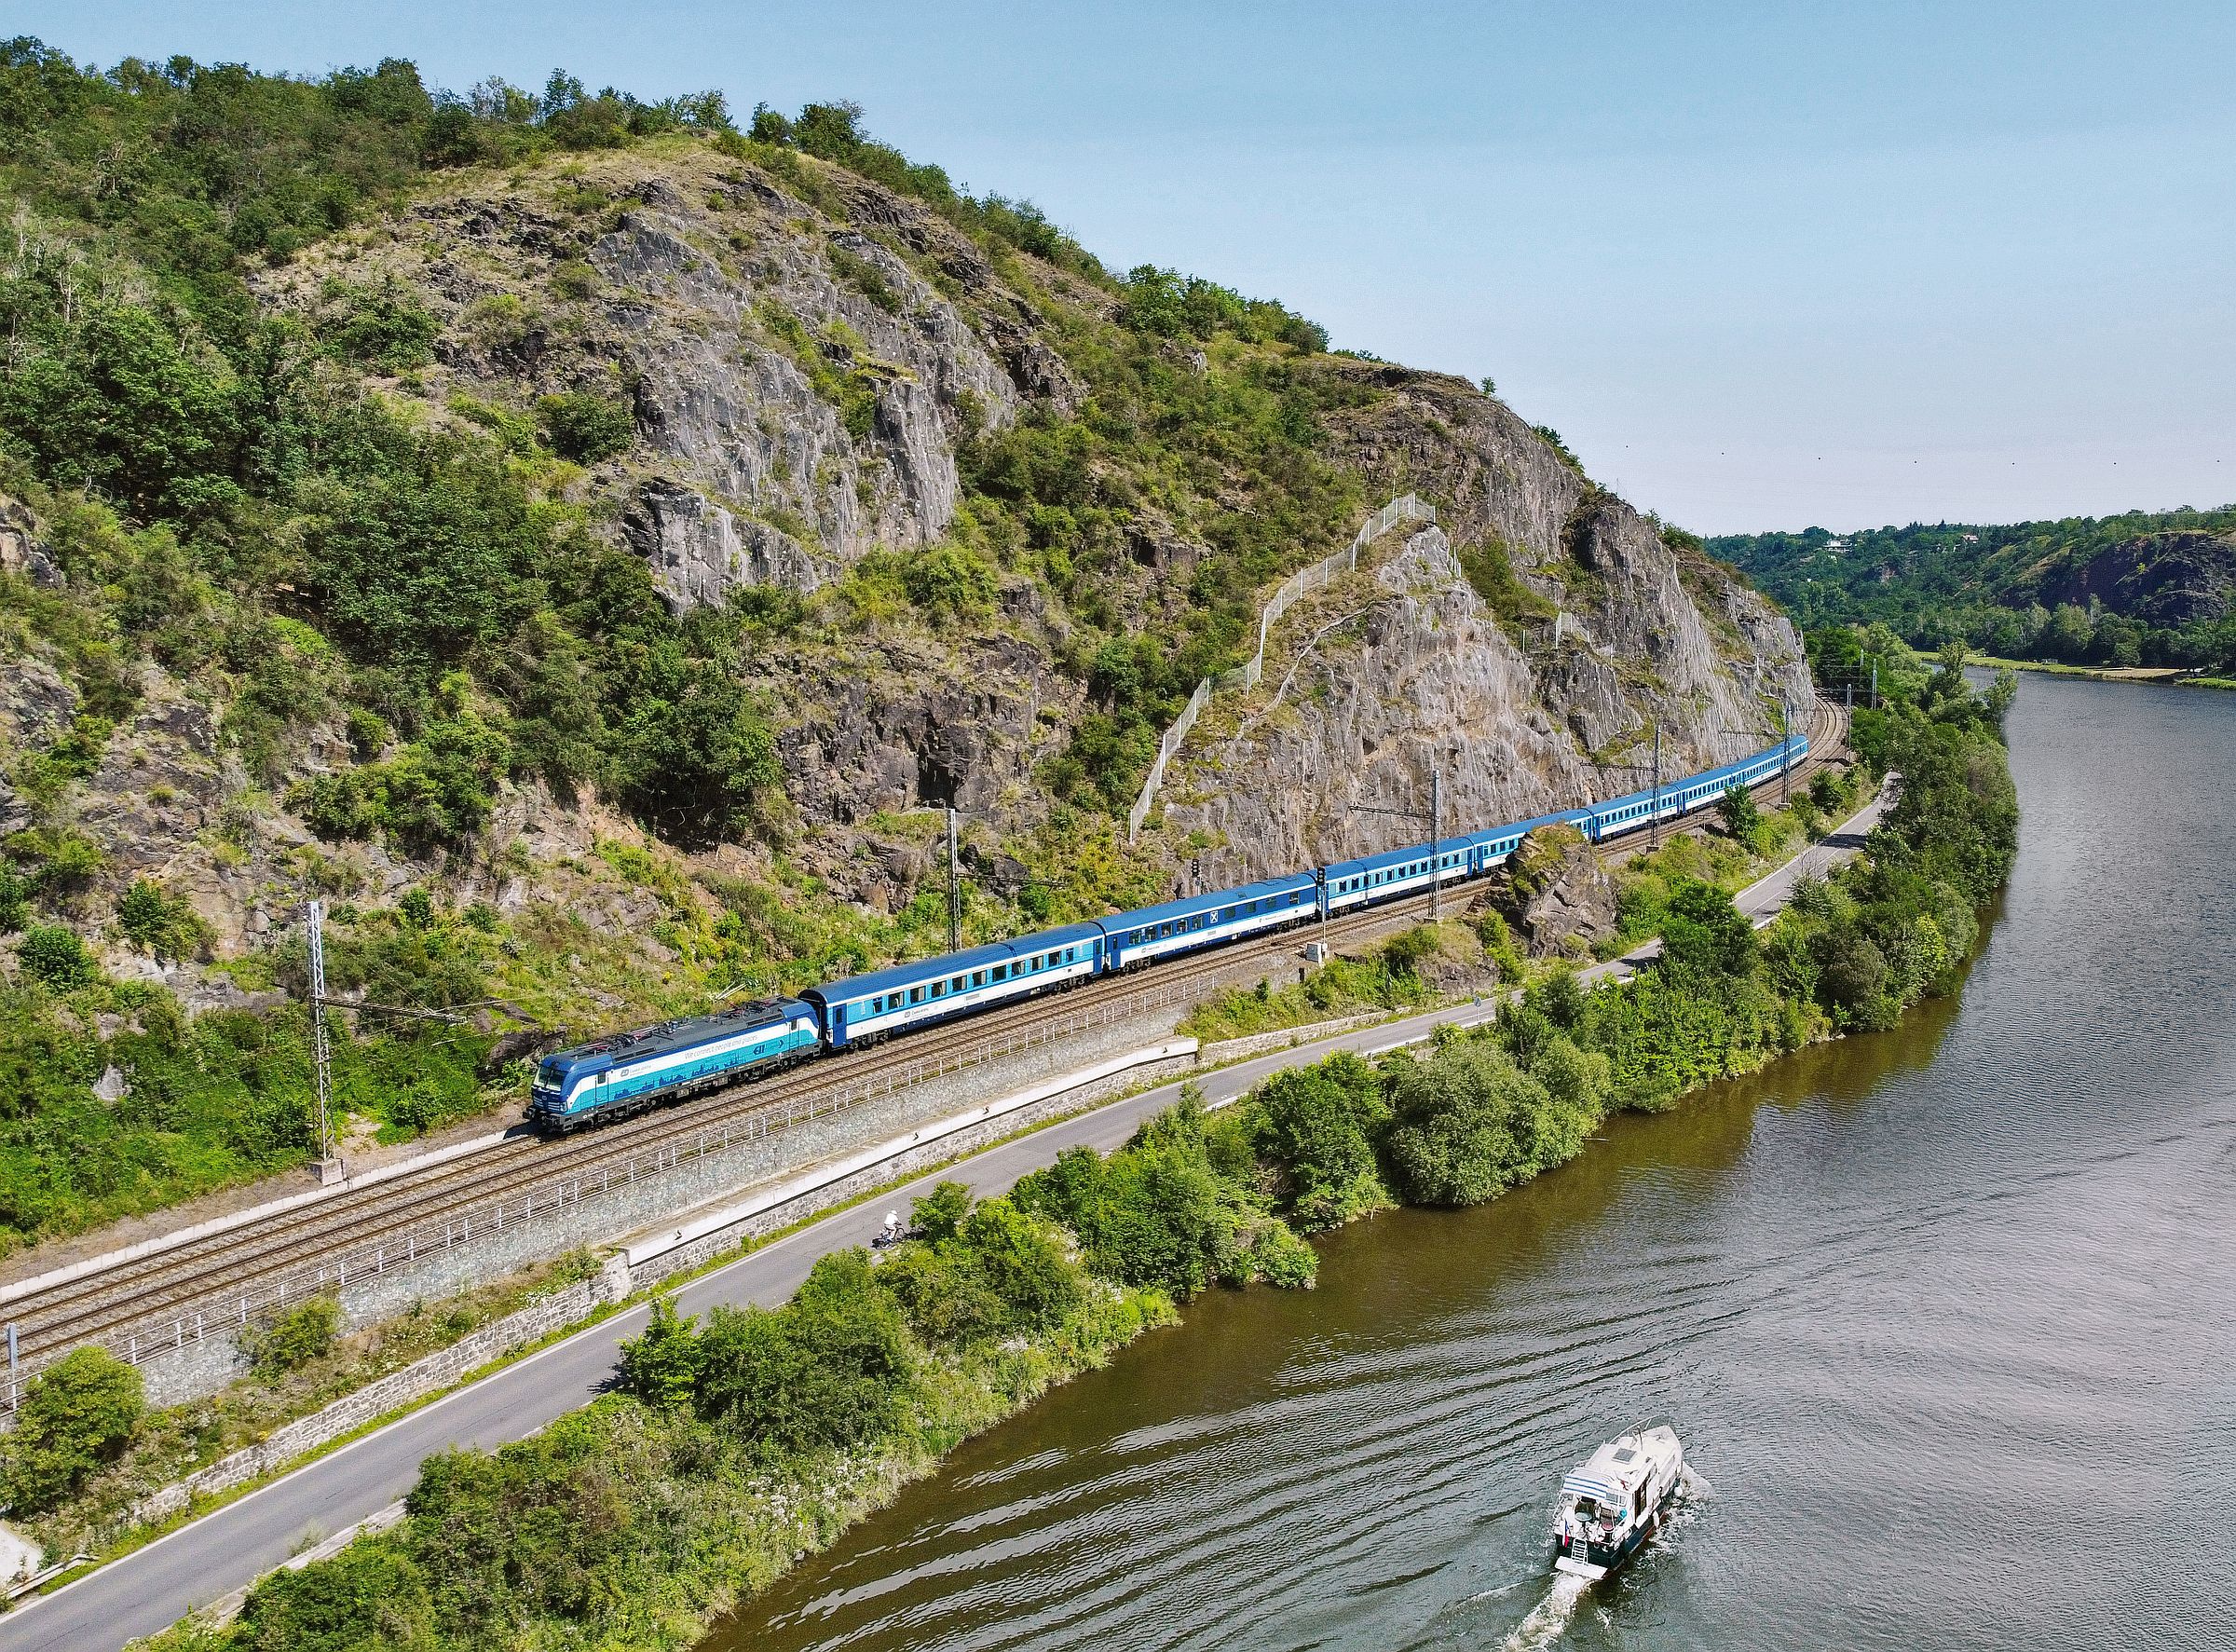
[250, 1296, 342, 1378]
[958, 1197, 1084, 1331]
[1658, 879, 1758, 978]
[1382, 1036, 1586, 1207]
[536, 391, 635, 461]
[618, 1297, 702, 1407]
[692, 1249, 910, 1454]
[1249, 1052, 1390, 1231]
[1717, 783, 1765, 853]
[3, 1345, 143, 1512]
[909, 1180, 973, 1243]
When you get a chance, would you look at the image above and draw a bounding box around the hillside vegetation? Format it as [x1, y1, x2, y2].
[0, 38, 1805, 1251]
[1712, 508, 2236, 672]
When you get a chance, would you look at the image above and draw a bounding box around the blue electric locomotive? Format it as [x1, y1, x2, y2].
[529, 997, 821, 1132]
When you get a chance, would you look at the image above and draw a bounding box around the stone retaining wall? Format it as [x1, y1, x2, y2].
[126, 1274, 618, 1526]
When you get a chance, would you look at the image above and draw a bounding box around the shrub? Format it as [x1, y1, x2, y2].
[909, 1180, 972, 1243]
[232, 1537, 427, 1652]
[4, 1345, 143, 1512]
[1248, 1053, 1390, 1231]
[536, 391, 635, 462]
[692, 1249, 910, 1454]
[1718, 783, 1766, 853]
[17, 922, 94, 990]
[957, 1197, 1084, 1331]
[1382, 1036, 1588, 1206]
[251, 1296, 342, 1378]
[899, 540, 997, 619]
[618, 1298, 702, 1407]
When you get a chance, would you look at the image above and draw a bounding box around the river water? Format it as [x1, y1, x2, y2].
[708, 675, 2236, 1652]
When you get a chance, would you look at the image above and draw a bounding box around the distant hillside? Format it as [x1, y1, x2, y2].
[1712, 507, 2236, 670]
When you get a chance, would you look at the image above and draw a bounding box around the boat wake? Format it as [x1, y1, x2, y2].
[1498, 1571, 1591, 1652]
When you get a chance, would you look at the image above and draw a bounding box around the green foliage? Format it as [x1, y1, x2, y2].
[117, 878, 209, 962]
[535, 391, 634, 462]
[1382, 1036, 1588, 1206]
[1717, 783, 1766, 853]
[1716, 510, 2236, 676]
[908, 1180, 972, 1244]
[320, 281, 440, 373]
[248, 1297, 342, 1380]
[618, 1298, 702, 1408]
[1658, 879, 1758, 978]
[17, 922, 94, 990]
[1246, 1053, 1391, 1231]
[898, 539, 997, 619]
[693, 1249, 911, 1455]
[230, 1538, 427, 1652]
[4, 1345, 143, 1513]
[1456, 536, 1555, 628]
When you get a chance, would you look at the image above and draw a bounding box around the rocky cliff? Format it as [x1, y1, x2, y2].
[1158, 369, 1810, 887]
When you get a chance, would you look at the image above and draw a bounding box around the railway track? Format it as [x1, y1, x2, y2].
[0, 697, 1849, 1384]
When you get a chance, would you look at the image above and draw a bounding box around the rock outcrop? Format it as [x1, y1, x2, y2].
[1490, 825, 1622, 959]
[1160, 510, 1810, 889]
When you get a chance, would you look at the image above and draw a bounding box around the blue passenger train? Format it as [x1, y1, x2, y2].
[528, 729, 1808, 1131]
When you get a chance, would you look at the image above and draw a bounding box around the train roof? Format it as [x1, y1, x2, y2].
[1326, 812, 1581, 881]
[540, 997, 811, 1072]
[804, 922, 1106, 1006]
[1097, 873, 1318, 935]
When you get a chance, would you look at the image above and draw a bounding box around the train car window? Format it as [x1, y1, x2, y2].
[930, 980, 946, 999]
[910, 986, 926, 1004]
[972, 971, 987, 988]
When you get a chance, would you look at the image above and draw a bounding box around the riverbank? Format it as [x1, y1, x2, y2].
[1965, 651, 2236, 689]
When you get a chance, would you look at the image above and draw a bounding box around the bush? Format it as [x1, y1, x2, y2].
[618, 1297, 702, 1406]
[4, 1345, 143, 1512]
[1248, 1053, 1390, 1231]
[692, 1249, 911, 1454]
[956, 1198, 1084, 1331]
[909, 1180, 972, 1243]
[250, 1296, 342, 1379]
[1382, 1035, 1590, 1206]
[536, 391, 635, 462]
[899, 540, 997, 618]
[232, 1537, 427, 1652]
[17, 922, 94, 990]
[1717, 783, 1766, 853]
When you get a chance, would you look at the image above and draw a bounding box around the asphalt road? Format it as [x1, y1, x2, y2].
[3, 786, 1884, 1652]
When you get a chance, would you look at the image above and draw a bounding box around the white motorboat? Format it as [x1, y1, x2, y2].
[1550, 1425, 1684, 1580]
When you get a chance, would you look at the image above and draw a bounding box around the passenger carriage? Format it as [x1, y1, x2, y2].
[1096, 874, 1317, 970]
[803, 922, 1106, 1049]
[527, 998, 821, 1133]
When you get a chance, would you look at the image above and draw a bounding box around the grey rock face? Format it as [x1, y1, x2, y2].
[1491, 826, 1622, 959]
[1162, 491, 1813, 886]
[620, 480, 837, 603]
[0, 495, 61, 588]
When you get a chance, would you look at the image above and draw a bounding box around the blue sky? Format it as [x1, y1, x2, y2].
[20, 2, 2235, 533]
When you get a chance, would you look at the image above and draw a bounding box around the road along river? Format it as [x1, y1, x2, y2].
[707, 673, 2236, 1651]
